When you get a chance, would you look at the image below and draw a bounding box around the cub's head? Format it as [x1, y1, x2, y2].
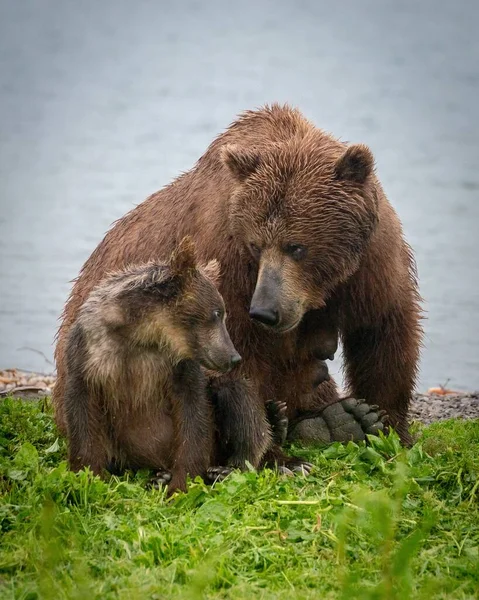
[222, 135, 378, 333]
[99, 237, 240, 372]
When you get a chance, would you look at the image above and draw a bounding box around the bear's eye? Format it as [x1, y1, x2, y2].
[249, 243, 261, 258]
[213, 308, 224, 320]
[285, 244, 307, 261]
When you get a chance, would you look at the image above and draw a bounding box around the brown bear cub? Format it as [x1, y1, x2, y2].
[63, 237, 241, 493]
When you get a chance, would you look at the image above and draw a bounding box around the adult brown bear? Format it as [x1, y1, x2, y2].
[54, 104, 422, 469]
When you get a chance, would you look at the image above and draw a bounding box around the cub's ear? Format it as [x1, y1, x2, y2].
[201, 259, 221, 287]
[221, 144, 261, 181]
[169, 236, 197, 278]
[334, 144, 374, 184]
[101, 302, 126, 329]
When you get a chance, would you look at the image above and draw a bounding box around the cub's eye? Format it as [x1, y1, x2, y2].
[249, 243, 261, 258]
[285, 244, 307, 261]
[213, 308, 224, 320]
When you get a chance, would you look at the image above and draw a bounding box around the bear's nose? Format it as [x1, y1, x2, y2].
[249, 306, 279, 327]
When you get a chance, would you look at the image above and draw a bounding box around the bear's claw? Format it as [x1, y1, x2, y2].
[278, 465, 294, 477]
[149, 468, 172, 489]
[277, 459, 313, 477]
[206, 465, 234, 483]
[291, 462, 313, 475]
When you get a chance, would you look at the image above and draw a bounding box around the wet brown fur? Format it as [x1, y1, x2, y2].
[63, 238, 239, 492]
[55, 104, 422, 464]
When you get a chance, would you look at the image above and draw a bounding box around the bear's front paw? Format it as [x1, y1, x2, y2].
[287, 398, 388, 444]
[148, 468, 172, 489]
[206, 465, 234, 484]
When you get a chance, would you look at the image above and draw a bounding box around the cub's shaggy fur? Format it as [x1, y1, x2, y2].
[63, 238, 240, 492]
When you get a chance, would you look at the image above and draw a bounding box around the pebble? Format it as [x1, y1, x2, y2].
[410, 392, 479, 424]
[0, 369, 56, 398]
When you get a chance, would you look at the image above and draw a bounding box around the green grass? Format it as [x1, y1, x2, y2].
[0, 398, 478, 600]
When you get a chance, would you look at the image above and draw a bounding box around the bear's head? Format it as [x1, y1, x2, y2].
[222, 134, 378, 333]
[97, 237, 241, 372]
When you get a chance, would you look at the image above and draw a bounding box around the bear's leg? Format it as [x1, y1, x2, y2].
[211, 378, 272, 469]
[64, 327, 111, 475]
[64, 371, 110, 476]
[342, 304, 421, 446]
[212, 380, 314, 473]
[169, 360, 215, 493]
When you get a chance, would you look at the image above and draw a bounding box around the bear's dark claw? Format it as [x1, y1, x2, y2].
[291, 462, 313, 475]
[278, 465, 295, 477]
[149, 468, 172, 489]
[206, 466, 234, 483]
[276, 457, 313, 477]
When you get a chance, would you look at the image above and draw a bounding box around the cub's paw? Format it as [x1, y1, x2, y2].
[266, 399, 289, 446]
[287, 398, 388, 444]
[148, 468, 172, 489]
[206, 465, 234, 484]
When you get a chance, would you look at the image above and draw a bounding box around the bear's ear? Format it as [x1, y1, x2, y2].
[201, 259, 221, 287]
[169, 236, 197, 278]
[221, 144, 261, 181]
[334, 144, 374, 184]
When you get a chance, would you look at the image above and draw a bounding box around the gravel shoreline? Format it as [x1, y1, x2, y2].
[1, 368, 478, 424]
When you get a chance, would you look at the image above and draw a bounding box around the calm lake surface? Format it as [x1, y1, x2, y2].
[0, 0, 478, 390]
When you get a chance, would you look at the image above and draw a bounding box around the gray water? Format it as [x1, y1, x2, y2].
[0, 0, 478, 390]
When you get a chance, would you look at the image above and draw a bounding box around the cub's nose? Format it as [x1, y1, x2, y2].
[249, 306, 279, 327]
[230, 353, 242, 367]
